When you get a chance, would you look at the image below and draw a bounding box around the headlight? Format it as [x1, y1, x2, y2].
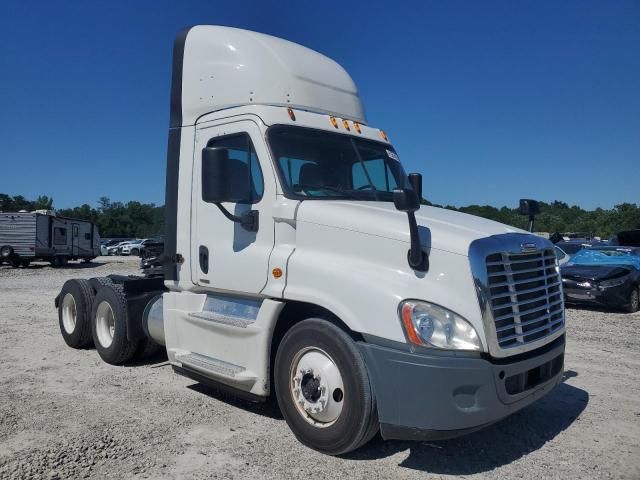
[599, 276, 627, 289]
[399, 300, 482, 351]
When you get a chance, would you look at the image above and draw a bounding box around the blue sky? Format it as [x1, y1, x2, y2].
[1, 1, 638, 210]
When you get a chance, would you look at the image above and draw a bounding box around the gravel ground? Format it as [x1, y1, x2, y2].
[0, 256, 639, 479]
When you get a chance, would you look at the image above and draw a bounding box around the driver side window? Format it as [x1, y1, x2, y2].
[205, 134, 264, 204]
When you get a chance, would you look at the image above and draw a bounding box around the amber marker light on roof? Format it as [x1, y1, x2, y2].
[342, 119, 350, 131]
[379, 130, 389, 141]
[287, 108, 296, 121]
[353, 122, 362, 134]
[330, 116, 339, 128]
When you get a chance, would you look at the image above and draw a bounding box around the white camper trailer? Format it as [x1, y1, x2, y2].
[0, 212, 100, 267]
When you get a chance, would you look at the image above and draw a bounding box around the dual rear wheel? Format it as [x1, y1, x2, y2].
[57, 279, 159, 364]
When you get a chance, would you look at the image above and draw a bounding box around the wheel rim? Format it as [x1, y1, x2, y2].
[289, 347, 344, 427]
[61, 293, 77, 334]
[95, 301, 116, 348]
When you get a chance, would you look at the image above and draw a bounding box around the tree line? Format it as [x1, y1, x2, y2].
[1, 193, 639, 239]
[0, 194, 163, 238]
[434, 200, 640, 239]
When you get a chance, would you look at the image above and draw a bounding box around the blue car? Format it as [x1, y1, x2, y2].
[561, 246, 640, 313]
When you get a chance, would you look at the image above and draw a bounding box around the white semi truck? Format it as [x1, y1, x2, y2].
[55, 26, 566, 455]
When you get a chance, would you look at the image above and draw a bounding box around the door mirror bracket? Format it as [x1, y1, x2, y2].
[215, 203, 259, 232]
[393, 173, 428, 272]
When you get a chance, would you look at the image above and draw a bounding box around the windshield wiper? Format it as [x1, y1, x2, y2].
[293, 184, 359, 199]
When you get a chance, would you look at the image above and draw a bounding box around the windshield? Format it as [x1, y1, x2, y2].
[268, 125, 408, 201]
[569, 248, 640, 269]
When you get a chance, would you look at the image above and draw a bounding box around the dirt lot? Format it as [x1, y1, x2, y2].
[0, 256, 639, 480]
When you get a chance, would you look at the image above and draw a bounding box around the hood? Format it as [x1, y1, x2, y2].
[561, 264, 632, 282]
[296, 201, 525, 256]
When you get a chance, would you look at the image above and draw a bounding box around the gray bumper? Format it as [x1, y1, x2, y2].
[358, 336, 565, 441]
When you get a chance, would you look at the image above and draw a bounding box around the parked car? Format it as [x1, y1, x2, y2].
[100, 239, 122, 256]
[555, 241, 592, 257]
[120, 239, 152, 256]
[105, 241, 132, 256]
[561, 246, 640, 312]
[140, 241, 164, 277]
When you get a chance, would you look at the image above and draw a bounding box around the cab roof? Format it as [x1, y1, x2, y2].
[170, 26, 366, 128]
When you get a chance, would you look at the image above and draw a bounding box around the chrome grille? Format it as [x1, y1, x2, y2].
[485, 248, 564, 349]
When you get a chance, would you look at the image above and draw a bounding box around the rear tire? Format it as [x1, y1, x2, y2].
[11, 258, 21, 268]
[21, 259, 30, 268]
[58, 279, 95, 348]
[626, 287, 640, 313]
[91, 276, 114, 290]
[51, 257, 62, 268]
[91, 284, 138, 365]
[274, 318, 378, 455]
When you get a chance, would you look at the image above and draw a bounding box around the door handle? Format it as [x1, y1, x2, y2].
[199, 246, 209, 274]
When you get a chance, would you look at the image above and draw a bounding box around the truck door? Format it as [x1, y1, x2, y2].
[71, 224, 79, 257]
[192, 120, 276, 294]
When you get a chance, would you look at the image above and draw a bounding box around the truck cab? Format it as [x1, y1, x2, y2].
[57, 26, 565, 455]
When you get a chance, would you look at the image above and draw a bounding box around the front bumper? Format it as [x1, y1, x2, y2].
[563, 280, 631, 308]
[358, 335, 564, 441]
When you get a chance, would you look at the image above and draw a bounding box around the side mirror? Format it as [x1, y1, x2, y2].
[202, 147, 252, 203]
[393, 188, 420, 213]
[407, 173, 422, 201]
[519, 199, 540, 233]
[519, 199, 540, 216]
[202, 147, 229, 203]
[201, 146, 259, 232]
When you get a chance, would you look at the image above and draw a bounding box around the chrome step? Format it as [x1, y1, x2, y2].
[176, 353, 245, 378]
[188, 311, 254, 328]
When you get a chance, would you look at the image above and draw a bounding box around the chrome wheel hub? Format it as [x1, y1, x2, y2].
[290, 348, 344, 426]
[95, 301, 115, 348]
[61, 293, 77, 334]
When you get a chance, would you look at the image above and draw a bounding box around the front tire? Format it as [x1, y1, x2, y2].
[58, 279, 95, 348]
[274, 318, 378, 455]
[626, 287, 640, 313]
[91, 285, 138, 365]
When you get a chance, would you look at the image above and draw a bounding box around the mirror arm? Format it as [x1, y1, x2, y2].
[215, 203, 259, 232]
[406, 212, 428, 271]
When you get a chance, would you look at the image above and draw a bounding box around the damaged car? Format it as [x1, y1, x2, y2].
[561, 246, 640, 313]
